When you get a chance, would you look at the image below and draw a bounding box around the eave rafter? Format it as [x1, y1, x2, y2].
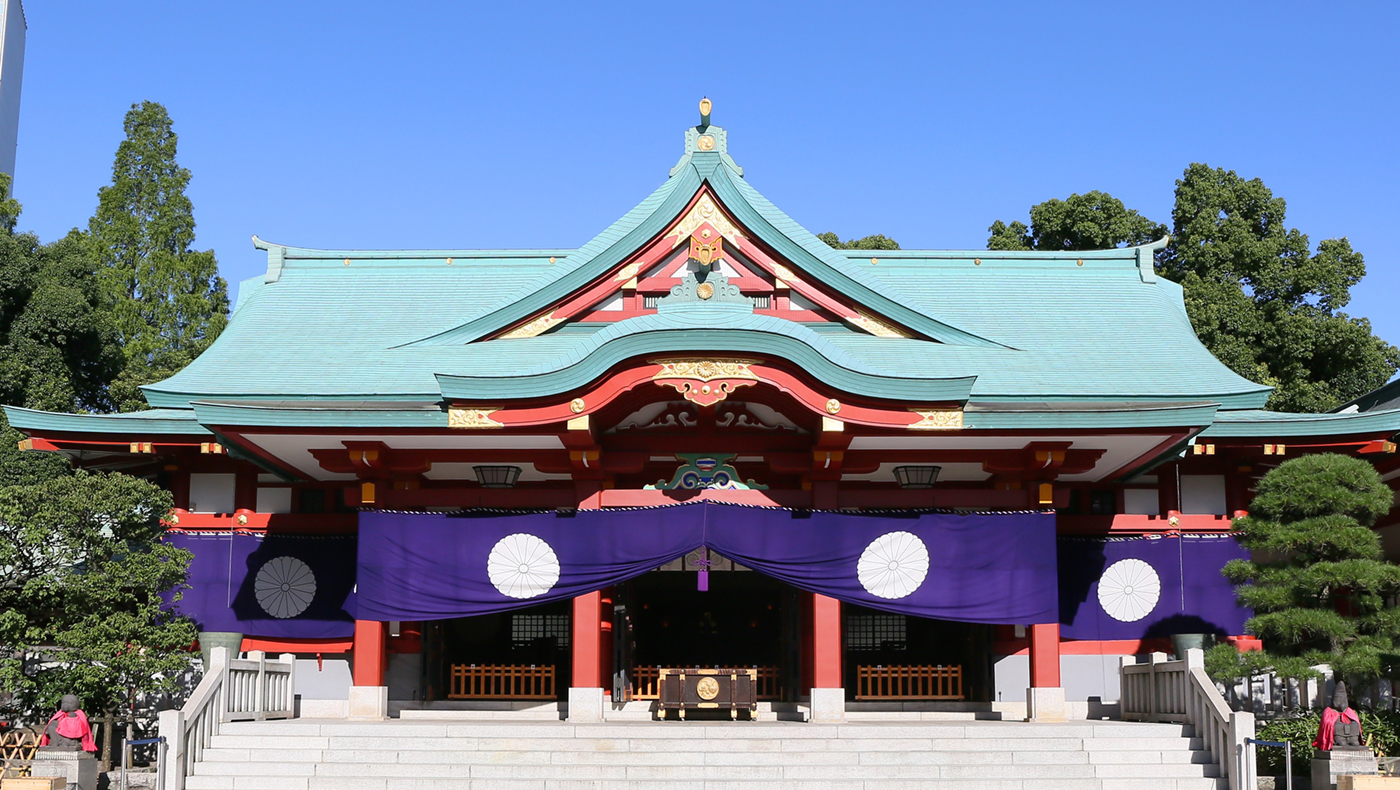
[491, 186, 916, 340]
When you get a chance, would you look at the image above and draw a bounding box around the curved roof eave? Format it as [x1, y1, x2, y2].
[1201, 406, 1400, 438]
[434, 308, 977, 403]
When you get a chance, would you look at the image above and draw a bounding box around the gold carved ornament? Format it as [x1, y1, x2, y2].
[847, 312, 907, 338]
[501, 313, 563, 339]
[650, 359, 760, 407]
[667, 194, 744, 248]
[614, 261, 643, 282]
[908, 409, 964, 430]
[696, 676, 720, 700]
[448, 407, 505, 429]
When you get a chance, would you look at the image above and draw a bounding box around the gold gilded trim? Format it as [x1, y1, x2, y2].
[650, 358, 760, 382]
[614, 261, 643, 282]
[448, 407, 505, 429]
[667, 194, 744, 248]
[848, 312, 907, 338]
[501, 313, 563, 339]
[909, 409, 964, 430]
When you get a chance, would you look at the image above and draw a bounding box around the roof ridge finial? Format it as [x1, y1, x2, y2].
[699, 97, 711, 129]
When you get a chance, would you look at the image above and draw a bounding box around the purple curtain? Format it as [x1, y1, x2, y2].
[356, 503, 1057, 624]
[1057, 534, 1250, 640]
[165, 531, 357, 639]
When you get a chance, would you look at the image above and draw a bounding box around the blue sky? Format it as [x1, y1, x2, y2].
[14, 2, 1400, 351]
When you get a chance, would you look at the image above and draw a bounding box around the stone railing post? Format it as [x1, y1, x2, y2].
[249, 650, 267, 719]
[1228, 709, 1255, 790]
[157, 708, 184, 790]
[280, 653, 297, 716]
[1148, 651, 1168, 721]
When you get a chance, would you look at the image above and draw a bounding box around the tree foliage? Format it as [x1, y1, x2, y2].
[1222, 454, 1399, 679]
[87, 101, 229, 412]
[0, 472, 195, 730]
[1159, 164, 1399, 412]
[987, 166, 1399, 412]
[0, 178, 122, 416]
[817, 232, 901, 250]
[987, 191, 1166, 251]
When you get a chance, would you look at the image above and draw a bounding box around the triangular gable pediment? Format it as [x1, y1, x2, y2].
[494, 189, 922, 340]
[402, 151, 1003, 350]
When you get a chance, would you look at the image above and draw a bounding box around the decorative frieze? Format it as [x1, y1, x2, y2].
[501, 313, 563, 339]
[908, 409, 964, 430]
[650, 359, 760, 407]
[448, 407, 504, 429]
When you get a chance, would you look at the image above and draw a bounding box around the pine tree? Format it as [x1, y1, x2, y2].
[88, 101, 229, 412]
[1219, 454, 1400, 680]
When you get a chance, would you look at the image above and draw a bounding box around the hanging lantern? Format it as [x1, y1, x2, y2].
[474, 465, 522, 488]
[893, 465, 941, 489]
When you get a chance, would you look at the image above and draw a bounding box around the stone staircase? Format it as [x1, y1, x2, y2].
[184, 717, 1225, 790]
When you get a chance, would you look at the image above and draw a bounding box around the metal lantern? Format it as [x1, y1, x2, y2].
[893, 465, 941, 489]
[474, 465, 522, 489]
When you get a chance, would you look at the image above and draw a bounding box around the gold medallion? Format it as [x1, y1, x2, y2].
[697, 135, 715, 151]
[696, 282, 715, 300]
[696, 676, 720, 700]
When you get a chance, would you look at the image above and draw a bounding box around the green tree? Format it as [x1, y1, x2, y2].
[817, 232, 901, 250]
[0, 472, 195, 755]
[987, 167, 1399, 412]
[987, 190, 1166, 251]
[88, 101, 229, 412]
[1159, 164, 1399, 412]
[1217, 454, 1399, 681]
[0, 173, 122, 485]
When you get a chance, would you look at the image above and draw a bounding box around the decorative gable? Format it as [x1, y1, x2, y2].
[495, 187, 914, 339]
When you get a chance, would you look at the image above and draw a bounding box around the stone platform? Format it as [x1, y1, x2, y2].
[184, 716, 1225, 790]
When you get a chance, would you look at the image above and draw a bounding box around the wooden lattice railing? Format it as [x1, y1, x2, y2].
[449, 664, 557, 699]
[855, 664, 964, 700]
[1, 729, 39, 778]
[629, 666, 781, 700]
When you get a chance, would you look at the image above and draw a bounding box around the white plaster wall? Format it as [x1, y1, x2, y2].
[189, 473, 236, 513]
[994, 654, 1128, 704]
[1180, 475, 1227, 515]
[294, 658, 351, 699]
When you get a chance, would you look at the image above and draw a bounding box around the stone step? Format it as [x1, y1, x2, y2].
[186, 719, 1221, 790]
[185, 778, 1229, 790]
[213, 719, 1196, 739]
[191, 749, 1219, 771]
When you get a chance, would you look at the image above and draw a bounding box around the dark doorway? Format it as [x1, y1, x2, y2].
[422, 599, 573, 701]
[842, 603, 993, 702]
[615, 570, 795, 701]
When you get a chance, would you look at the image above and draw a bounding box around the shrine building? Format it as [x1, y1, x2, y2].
[8, 101, 1400, 723]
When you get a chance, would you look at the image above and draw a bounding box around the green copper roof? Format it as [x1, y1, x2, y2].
[131, 117, 1276, 416]
[1200, 407, 1400, 438]
[435, 303, 977, 403]
[2, 406, 211, 436]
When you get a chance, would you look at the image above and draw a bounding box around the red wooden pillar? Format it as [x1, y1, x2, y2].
[352, 619, 387, 686]
[811, 593, 842, 689]
[572, 480, 605, 690]
[1027, 623, 1061, 688]
[599, 588, 614, 695]
[572, 591, 603, 688]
